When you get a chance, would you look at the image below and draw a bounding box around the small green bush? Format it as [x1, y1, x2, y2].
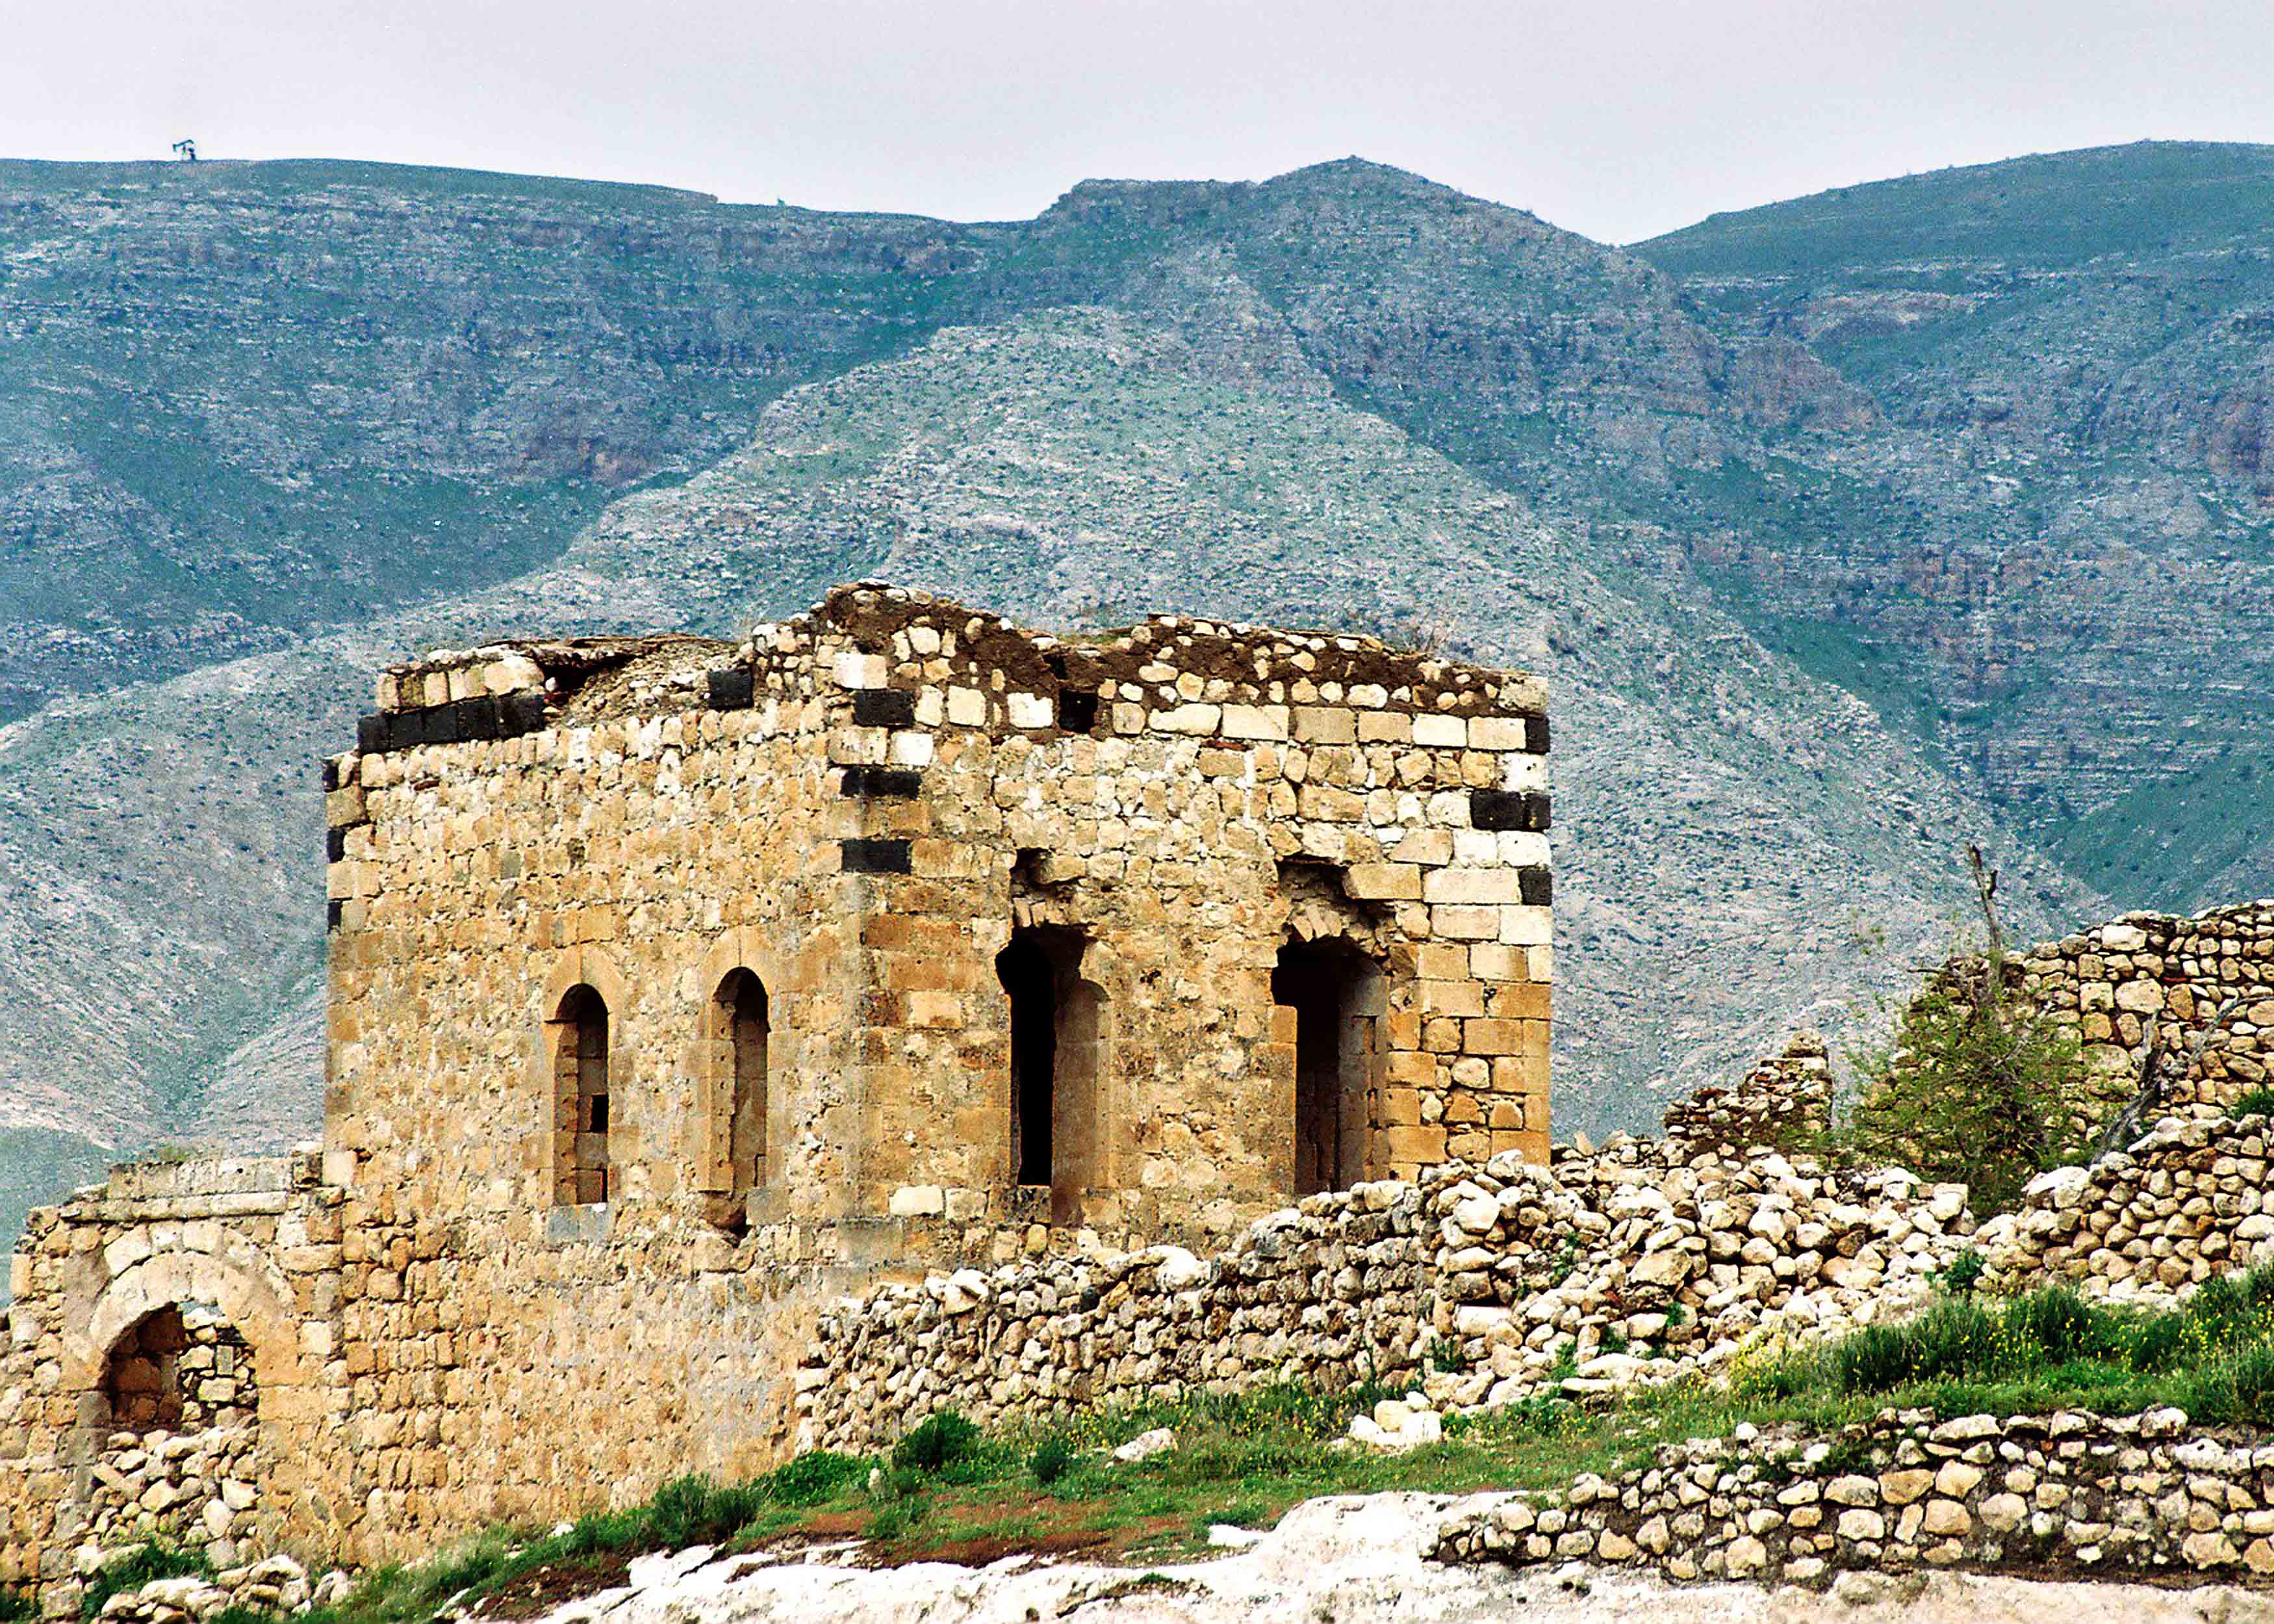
[2232, 1087, 2274, 1119]
[892, 1410, 980, 1477]
[1836, 970, 2089, 1215]
[767, 1451, 865, 1507]
[1938, 1247, 1987, 1297]
[642, 1475, 765, 1551]
[2008, 1287, 2106, 1365]
[1, 1584, 36, 1624]
[1028, 1436, 1076, 1488]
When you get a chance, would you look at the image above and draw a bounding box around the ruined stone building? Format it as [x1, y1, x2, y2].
[1, 585, 1555, 1604]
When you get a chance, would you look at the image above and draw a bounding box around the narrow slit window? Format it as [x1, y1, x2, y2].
[552, 984, 611, 1206]
[713, 969, 770, 1218]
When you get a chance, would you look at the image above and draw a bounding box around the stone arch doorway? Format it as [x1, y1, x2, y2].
[1273, 937, 1385, 1195]
[62, 1247, 329, 1571]
[81, 1293, 270, 1562]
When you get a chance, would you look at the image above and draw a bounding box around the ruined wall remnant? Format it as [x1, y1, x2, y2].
[1662, 1031, 1832, 1154]
[1437, 1404, 2261, 1585]
[2007, 902, 2274, 1104]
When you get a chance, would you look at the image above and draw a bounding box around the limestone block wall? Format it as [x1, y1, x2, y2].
[1981, 1113, 2274, 1299]
[0, 1155, 343, 1605]
[1437, 1405, 2271, 1586]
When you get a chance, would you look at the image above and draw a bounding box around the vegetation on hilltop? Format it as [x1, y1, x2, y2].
[1638, 140, 2274, 274]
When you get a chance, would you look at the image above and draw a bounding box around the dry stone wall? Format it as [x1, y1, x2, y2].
[1437, 1405, 2274, 1586]
[1660, 1032, 1832, 1154]
[798, 1137, 1978, 1449]
[2008, 902, 2274, 1099]
[83, 1426, 260, 1569]
[798, 1180, 1433, 1450]
[1980, 1112, 2274, 1299]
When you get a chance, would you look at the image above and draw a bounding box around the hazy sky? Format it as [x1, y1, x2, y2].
[10, 0, 2274, 244]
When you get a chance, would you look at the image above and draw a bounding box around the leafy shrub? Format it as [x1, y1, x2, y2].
[1028, 1436, 1076, 1488]
[2232, 1087, 2274, 1119]
[2008, 1287, 2107, 1365]
[1837, 972, 2089, 1214]
[767, 1450, 865, 1507]
[1938, 1247, 1987, 1297]
[1, 1584, 34, 1624]
[891, 1410, 980, 1476]
[643, 1475, 764, 1550]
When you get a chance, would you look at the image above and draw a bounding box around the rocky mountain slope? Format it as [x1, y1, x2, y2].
[10, 144, 2266, 1271]
[0, 158, 997, 722]
[1635, 141, 2274, 910]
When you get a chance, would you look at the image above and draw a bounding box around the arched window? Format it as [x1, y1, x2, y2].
[995, 925, 1105, 1199]
[705, 969, 769, 1223]
[550, 984, 611, 1206]
[1273, 939, 1382, 1196]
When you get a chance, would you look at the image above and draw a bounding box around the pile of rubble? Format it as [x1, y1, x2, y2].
[88, 1554, 349, 1623]
[84, 1427, 260, 1568]
[1419, 1137, 1973, 1408]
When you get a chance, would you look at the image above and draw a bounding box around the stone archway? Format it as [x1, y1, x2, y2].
[62, 1248, 326, 1567]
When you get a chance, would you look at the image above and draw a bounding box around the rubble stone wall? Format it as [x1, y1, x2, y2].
[797, 1138, 1977, 1450]
[1437, 1405, 2274, 1587]
[84, 1424, 260, 1568]
[798, 1180, 1434, 1451]
[2010, 902, 2274, 1097]
[1980, 1112, 2274, 1298]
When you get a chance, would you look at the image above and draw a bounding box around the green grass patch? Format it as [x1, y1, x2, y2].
[1742, 1263, 2274, 1427]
